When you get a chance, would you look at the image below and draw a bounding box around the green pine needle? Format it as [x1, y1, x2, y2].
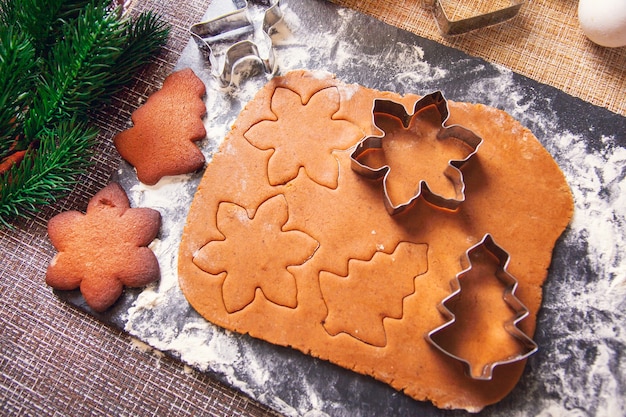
[0, 120, 98, 228]
[0, 26, 38, 153]
[105, 11, 171, 93]
[1, 0, 65, 56]
[0, 0, 108, 57]
[23, 3, 127, 140]
[0, 0, 170, 228]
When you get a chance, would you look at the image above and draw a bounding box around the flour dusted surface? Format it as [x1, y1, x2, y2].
[117, 1, 625, 416]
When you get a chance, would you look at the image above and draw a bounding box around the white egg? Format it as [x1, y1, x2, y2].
[578, 0, 626, 47]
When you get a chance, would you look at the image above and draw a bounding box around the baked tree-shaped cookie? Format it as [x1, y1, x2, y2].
[114, 68, 207, 185]
[46, 183, 161, 312]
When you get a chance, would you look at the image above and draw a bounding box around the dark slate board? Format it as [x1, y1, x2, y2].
[58, 0, 626, 416]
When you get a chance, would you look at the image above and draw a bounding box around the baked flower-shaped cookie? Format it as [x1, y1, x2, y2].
[114, 68, 207, 185]
[46, 183, 161, 312]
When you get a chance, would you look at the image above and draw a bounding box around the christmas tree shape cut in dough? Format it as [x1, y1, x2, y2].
[319, 242, 428, 347]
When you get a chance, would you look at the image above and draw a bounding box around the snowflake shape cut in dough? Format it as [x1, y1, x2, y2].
[192, 194, 319, 313]
[244, 86, 364, 189]
[350, 91, 482, 215]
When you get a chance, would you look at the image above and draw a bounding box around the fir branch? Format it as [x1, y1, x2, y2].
[0, 0, 17, 26]
[48, 1, 113, 55]
[0, 0, 110, 57]
[105, 11, 171, 92]
[23, 3, 126, 141]
[0, 119, 97, 228]
[0, 26, 38, 155]
[58, 0, 108, 22]
[1, 0, 66, 56]
[0, 0, 170, 228]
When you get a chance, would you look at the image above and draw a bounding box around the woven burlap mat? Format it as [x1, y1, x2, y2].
[334, 0, 626, 116]
[1, 1, 280, 416]
[1, 0, 623, 416]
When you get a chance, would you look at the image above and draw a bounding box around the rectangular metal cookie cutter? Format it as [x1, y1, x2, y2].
[422, 0, 524, 36]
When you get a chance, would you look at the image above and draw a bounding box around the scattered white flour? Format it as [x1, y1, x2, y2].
[555, 133, 626, 301]
[119, 2, 625, 416]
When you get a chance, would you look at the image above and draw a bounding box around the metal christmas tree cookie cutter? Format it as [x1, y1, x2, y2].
[350, 91, 483, 216]
[190, 0, 284, 87]
[425, 234, 538, 380]
[422, 0, 524, 36]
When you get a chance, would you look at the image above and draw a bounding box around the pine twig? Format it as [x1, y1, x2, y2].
[0, 120, 98, 228]
[23, 3, 126, 141]
[0, 26, 38, 154]
[0, 0, 65, 56]
[105, 10, 171, 92]
[0, 0, 171, 228]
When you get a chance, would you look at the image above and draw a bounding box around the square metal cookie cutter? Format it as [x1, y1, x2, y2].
[190, 0, 284, 87]
[422, 0, 524, 36]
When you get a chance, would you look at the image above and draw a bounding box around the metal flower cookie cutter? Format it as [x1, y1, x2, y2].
[426, 234, 538, 380]
[190, 0, 284, 87]
[350, 91, 482, 216]
[422, 0, 524, 36]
